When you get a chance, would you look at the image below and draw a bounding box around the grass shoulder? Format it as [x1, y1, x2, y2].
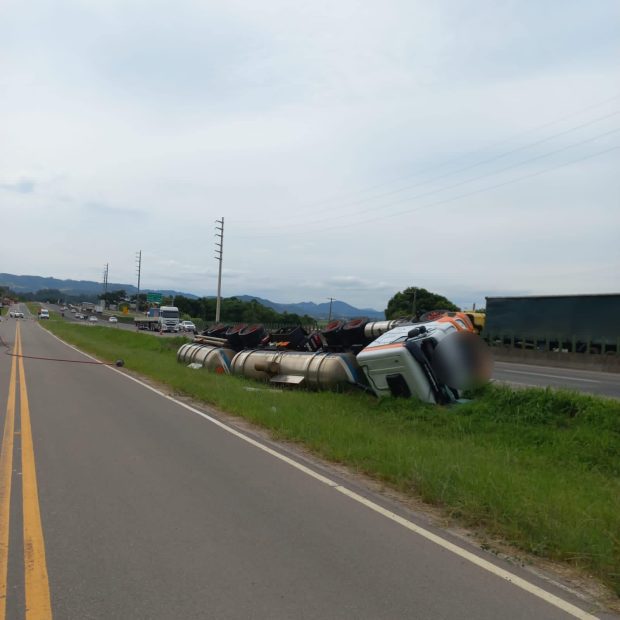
[40, 319, 620, 598]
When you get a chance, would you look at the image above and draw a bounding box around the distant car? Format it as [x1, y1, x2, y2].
[108, 316, 118, 323]
[177, 320, 197, 333]
[75, 313, 85, 320]
[88, 316, 98, 323]
[9, 311, 14, 318]
[70, 308, 77, 313]
[39, 309, 50, 320]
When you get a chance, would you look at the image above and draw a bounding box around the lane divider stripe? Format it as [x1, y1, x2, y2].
[0, 323, 18, 620]
[18, 327, 53, 619]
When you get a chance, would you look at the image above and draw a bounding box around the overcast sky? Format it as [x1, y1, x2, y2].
[1, 0, 618, 311]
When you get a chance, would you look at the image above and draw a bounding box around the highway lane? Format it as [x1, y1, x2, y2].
[0, 316, 613, 618]
[44, 303, 183, 337]
[493, 360, 620, 399]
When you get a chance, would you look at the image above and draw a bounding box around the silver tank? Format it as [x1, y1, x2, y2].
[177, 343, 194, 362]
[230, 350, 362, 390]
[363, 319, 411, 339]
[177, 343, 236, 374]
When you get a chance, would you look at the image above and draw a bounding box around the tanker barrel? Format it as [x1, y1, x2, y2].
[231, 349, 362, 391]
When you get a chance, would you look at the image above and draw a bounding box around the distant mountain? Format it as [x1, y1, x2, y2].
[0, 273, 197, 300]
[235, 295, 384, 320]
[0, 273, 384, 319]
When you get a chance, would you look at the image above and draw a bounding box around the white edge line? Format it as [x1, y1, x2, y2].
[500, 369, 600, 384]
[39, 325, 599, 620]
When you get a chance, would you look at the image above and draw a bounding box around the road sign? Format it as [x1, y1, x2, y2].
[146, 293, 162, 304]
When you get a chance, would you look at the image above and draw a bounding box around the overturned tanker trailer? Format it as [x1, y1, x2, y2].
[175, 310, 490, 402]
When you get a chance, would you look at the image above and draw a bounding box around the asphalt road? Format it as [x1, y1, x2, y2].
[0, 309, 614, 618]
[493, 360, 620, 399]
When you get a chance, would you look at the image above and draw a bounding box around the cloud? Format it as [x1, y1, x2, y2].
[0, 178, 35, 193]
[324, 276, 392, 291]
[82, 201, 143, 218]
[0, 0, 617, 311]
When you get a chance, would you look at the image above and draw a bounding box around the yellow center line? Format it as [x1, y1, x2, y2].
[17, 325, 53, 619]
[0, 323, 18, 620]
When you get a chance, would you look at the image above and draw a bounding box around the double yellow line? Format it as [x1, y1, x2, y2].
[0, 322, 52, 619]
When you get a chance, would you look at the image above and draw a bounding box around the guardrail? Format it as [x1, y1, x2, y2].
[483, 333, 620, 356]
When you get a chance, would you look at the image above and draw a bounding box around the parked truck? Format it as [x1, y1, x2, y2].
[134, 306, 180, 332]
[483, 294, 620, 354]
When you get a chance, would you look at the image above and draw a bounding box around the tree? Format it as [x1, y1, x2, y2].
[100, 289, 126, 305]
[384, 287, 459, 320]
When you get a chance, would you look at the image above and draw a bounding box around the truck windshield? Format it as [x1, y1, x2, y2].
[161, 310, 179, 319]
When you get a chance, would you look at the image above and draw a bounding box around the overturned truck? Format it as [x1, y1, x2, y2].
[176, 313, 491, 404]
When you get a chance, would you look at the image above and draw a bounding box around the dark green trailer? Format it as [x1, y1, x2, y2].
[484, 294, 620, 353]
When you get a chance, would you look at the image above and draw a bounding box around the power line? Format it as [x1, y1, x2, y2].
[307, 144, 620, 235]
[239, 94, 620, 224]
[236, 127, 619, 238]
[239, 144, 619, 239]
[237, 109, 620, 234]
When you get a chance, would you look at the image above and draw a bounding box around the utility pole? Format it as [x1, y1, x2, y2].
[136, 250, 142, 311]
[327, 297, 335, 322]
[102, 263, 109, 309]
[214, 217, 224, 322]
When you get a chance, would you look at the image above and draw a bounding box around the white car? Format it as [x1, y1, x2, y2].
[39, 309, 50, 320]
[14, 311, 24, 319]
[88, 316, 98, 323]
[177, 320, 197, 333]
[108, 316, 118, 323]
[75, 313, 85, 320]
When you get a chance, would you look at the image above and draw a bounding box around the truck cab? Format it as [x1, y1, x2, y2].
[159, 306, 180, 332]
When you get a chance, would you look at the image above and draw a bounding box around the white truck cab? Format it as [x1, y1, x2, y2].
[159, 306, 180, 332]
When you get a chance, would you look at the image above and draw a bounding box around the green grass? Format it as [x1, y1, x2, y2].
[41, 320, 620, 595]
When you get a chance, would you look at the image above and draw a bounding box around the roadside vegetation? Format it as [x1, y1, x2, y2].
[41, 317, 620, 596]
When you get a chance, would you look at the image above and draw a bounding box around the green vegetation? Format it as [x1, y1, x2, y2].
[18, 287, 98, 305]
[174, 294, 316, 326]
[25, 302, 41, 315]
[41, 320, 620, 595]
[385, 286, 459, 319]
